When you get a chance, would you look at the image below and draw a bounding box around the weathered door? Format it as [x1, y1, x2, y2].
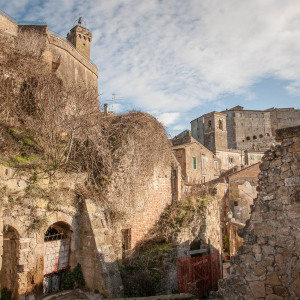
[43, 233, 70, 295]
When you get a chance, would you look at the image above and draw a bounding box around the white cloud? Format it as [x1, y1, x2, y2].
[173, 124, 187, 131]
[156, 112, 180, 126]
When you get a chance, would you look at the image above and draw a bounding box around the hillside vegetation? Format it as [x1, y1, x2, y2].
[0, 32, 172, 203]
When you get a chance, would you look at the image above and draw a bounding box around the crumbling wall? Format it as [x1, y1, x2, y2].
[0, 166, 123, 299]
[213, 125, 300, 300]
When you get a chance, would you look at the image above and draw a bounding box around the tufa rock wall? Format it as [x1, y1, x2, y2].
[213, 125, 300, 300]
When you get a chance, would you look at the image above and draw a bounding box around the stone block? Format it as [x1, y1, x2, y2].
[249, 281, 265, 298]
[273, 286, 288, 297]
[284, 176, 300, 187]
[265, 295, 283, 300]
[266, 273, 281, 286]
[290, 278, 300, 297]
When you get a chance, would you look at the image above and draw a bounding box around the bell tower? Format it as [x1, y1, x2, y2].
[67, 17, 92, 59]
[202, 111, 228, 152]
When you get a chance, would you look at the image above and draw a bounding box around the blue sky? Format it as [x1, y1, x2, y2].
[1, 0, 300, 136]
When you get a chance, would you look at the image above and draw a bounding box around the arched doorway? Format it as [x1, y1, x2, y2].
[43, 222, 72, 296]
[1, 225, 20, 299]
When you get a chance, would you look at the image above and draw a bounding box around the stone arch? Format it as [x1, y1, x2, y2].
[43, 221, 73, 296]
[208, 120, 212, 129]
[1, 225, 20, 299]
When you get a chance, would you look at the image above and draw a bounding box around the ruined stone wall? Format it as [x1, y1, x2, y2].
[227, 163, 259, 223]
[213, 125, 300, 300]
[106, 160, 180, 259]
[0, 166, 122, 299]
[131, 175, 173, 248]
[228, 221, 244, 257]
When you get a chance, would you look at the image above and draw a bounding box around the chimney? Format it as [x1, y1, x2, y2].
[104, 104, 108, 114]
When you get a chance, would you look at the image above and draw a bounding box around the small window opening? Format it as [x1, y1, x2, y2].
[246, 136, 251, 141]
[44, 226, 67, 242]
[122, 229, 131, 259]
[219, 119, 223, 130]
[259, 134, 263, 138]
[208, 120, 212, 129]
[193, 157, 197, 170]
[253, 135, 257, 140]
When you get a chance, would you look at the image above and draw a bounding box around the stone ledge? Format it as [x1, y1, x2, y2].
[275, 125, 300, 141]
[111, 294, 196, 300]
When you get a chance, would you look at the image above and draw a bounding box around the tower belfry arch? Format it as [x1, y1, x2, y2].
[67, 17, 92, 59]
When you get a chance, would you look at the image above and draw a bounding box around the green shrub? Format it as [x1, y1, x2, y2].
[62, 264, 85, 290]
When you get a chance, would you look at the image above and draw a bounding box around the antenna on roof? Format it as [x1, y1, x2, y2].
[104, 93, 124, 112]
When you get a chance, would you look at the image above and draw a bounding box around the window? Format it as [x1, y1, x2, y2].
[193, 157, 197, 170]
[219, 119, 223, 130]
[240, 113, 243, 117]
[201, 157, 205, 169]
[289, 118, 294, 122]
[246, 136, 251, 140]
[202, 176, 206, 183]
[241, 123, 244, 126]
[214, 161, 218, 170]
[278, 119, 281, 123]
[253, 135, 257, 140]
[259, 134, 263, 138]
[266, 133, 270, 137]
[122, 228, 131, 259]
[208, 120, 212, 129]
[229, 157, 234, 163]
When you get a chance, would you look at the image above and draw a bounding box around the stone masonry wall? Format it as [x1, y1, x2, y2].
[213, 125, 300, 300]
[0, 166, 121, 299]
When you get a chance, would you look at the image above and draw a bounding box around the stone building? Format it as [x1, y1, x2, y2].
[0, 11, 98, 92]
[191, 105, 299, 171]
[266, 107, 300, 135]
[172, 130, 221, 185]
[190, 110, 265, 171]
[222, 106, 274, 150]
[213, 125, 300, 300]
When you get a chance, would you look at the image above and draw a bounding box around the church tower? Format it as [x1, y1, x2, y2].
[67, 18, 92, 59]
[203, 111, 228, 152]
[191, 111, 228, 153]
